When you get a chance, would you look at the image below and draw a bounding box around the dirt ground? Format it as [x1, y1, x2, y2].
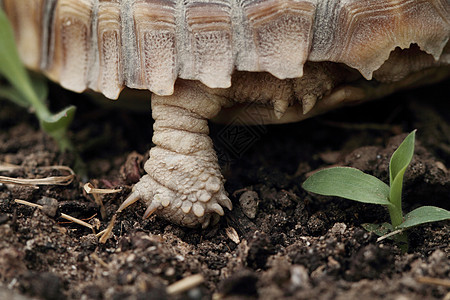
[0, 78, 449, 300]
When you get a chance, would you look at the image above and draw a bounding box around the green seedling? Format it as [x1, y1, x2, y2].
[0, 9, 87, 175]
[0, 8, 76, 151]
[303, 130, 450, 252]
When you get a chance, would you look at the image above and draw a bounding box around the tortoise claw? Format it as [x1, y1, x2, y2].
[124, 173, 231, 228]
[117, 192, 141, 213]
[218, 195, 233, 211]
[143, 201, 161, 219]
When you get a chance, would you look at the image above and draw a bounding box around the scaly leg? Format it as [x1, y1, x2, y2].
[119, 80, 232, 228]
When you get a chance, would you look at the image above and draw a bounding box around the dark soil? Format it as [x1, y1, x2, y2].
[0, 79, 449, 300]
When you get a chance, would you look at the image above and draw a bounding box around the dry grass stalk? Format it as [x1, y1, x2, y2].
[416, 276, 450, 288]
[90, 253, 109, 268]
[225, 227, 240, 244]
[83, 182, 118, 219]
[166, 274, 204, 295]
[0, 165, 75, 186]
[0, 162, 22, 172]
[84, 182, 122, 194]
[14, 199, 94, 231]
[95, 229, 107, 238]
[376, 229, 405, 242]
[99, 214, 117, 244]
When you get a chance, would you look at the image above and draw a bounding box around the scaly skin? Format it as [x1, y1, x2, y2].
[119, 80, 232, 228]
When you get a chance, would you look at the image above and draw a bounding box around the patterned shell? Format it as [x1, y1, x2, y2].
[2, 0, 449, 99]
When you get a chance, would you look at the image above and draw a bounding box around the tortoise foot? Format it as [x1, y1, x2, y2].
[118, 80, 233, 227]
[119, 148, 232, 228]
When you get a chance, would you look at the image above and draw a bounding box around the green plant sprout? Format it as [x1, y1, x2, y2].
[0, 9, 87, 175]
[302, 130, 450, 252]
[0, 8, 76, 151]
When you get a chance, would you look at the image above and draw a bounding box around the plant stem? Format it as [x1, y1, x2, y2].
[22, 84, 51, 120]
[387, 203, 403, 228]
[387, 204, 408, 252]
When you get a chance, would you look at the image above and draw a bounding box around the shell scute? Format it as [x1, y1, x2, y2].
[2, 0, 449, 98]
[1, 0, 44, 68]
[96, 0, 123, 99]
[52, 0, 93, 93]
[309, 0, 450, 79]
[243, 0, 316, 78]
[134, 0, 177, 96]
[184, 1, 233, 88]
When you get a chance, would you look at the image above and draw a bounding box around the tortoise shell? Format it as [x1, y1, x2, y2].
[2, 0, 449, 100]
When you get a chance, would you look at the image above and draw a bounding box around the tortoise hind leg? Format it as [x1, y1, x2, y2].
[119, 80, 232, 228]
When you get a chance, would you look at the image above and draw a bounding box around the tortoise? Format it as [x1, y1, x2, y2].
[1, 0, 449, 228]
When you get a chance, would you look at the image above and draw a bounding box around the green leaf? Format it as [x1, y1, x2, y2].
[388, 130, 416, 227]
[397, 206, 450, 229]
[0, 9, 76, 154]
[389, 131, 416, 186]
[0, 86, 29, 107]
[40, 106, 76, 133]
[0, 74, 48, 107]
[0, 9, 50, 118]
[40, 105, 76, 152]
[363, 222, 408, 251]
[362, 222, 393, 236]
[0, 9, 26, 87]
[302, 167, 391, 205]
[29, 73, 49, 103]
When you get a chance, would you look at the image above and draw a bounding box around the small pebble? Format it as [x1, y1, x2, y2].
[80, 234, 99, 251]
[0, 214, 9, 225]
[290, 265, 311, 289]
[37, 197, 59, 218]
[239, 191, 258, 219]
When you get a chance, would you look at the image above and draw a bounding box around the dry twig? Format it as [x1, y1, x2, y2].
[166, 274, 204, 295]
[99, 214, 117, 244]
[416, 276, 450, 288]
[83, 182, 122, 194]
[376, 229, 405, 242]
[83, 182, 120, 219]
[14, 199, 94, 232]
[0, 164, 75, 186]
[90, 253, 109, 268]
[225, 226, 240, 244]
